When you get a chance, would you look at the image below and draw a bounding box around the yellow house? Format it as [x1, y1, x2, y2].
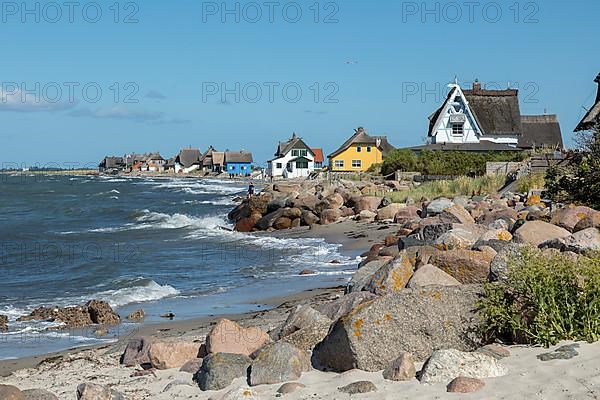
[328, 127, 395, 172]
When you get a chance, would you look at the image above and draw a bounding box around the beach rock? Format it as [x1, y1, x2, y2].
[480, 229, 513, 242]
[340, 206, 356, 217]
[292, 194, 319, 212]
[394, 206, 421, 224]
[320, 209, 342, 225]
[21, 389, 59, 400]
[434, 228, 481, 250]
[234, 214, 261, 232]
[194, 353, 252, 391]
[274, 183, 301, 194]
[273, 217, 292, 230]
[0, 314, 7, 331]
[86, 300, 120, 325]
[126, 309, 145, 322]
[228, 196, 269, 222]
[347, 257, 392, 293]
[313, 285, 484, 371]
[420, 349, 507, 384]
[364, 255, 414, 295]
[357, 210, 377, 221]
[281, 207, 302, 220]
[441, 204, 475, 224]
[513, 221, 571, 246]
[21, 305, 92, 328]
[574, 212, 600, 232]
[407, 264, 461, 288]
[179, 358, 203, 374]
[0, 385, 22, 400]
[162, 380, 194, 393]
[429, 249, 495, 284]
[354, 196, 383, 213]
[206, 319, 272, 357]
[267, 198, 287, 213]
[277, 382, 306, 395]
[256, 209, 285, 231]
[537, 344, 580, 361]
[274, 305, 331, 339]
[424, 198, 453, 216]
[551, 205, 598, 232]
[446, 377, 485, 393]
[379, 245, 400, 258]
[382, 352, 416, 381]
[299, 269, 316, 275]
[301, 210, 320, 226]
[218, 386, 258, 400]
[420, 222, 454, 242]
[338, 381, 377, 394]
[249, 342, 311, 386]
[76, 383, 123, 400]
[317, 292, 378, 321]
[539, 228, 600, 254]
[291, 218, 301, 228]
[149, 341, 202, 370]
[121, 337, 154, 367]
[489, 242, 529, 283]
[325, 193, 345, 209]
[377, 204, 405, 221]
[477, 344, 511, 360]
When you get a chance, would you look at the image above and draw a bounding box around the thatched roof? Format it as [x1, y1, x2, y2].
[225, 151, 253, 164]
[100, 156, 124, 169]
[328, 127, 395, 158]
[201, 146, 217, 167]
[176, 148, 201, 168]
[212, 152, 225, 165]
[463, 88, 522, 137]
[519, 115, 563, 149]
[575, 73, 600, 132]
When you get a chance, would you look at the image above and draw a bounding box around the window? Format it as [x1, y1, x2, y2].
[366, 146, 372, 152]
[452, 123, 464, 136]
[352, 160, 362, 168]
[334, 160, 344, 168]
[357, 145, 362, 152]
[276, 163, 282, 169]
[241, 166, 246, 170]
[230, 166, 234, 170]
[296, 161, 308, 169]
[292, 149, 308, 157]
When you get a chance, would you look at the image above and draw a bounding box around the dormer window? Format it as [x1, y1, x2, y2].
[452, 123, 464, 136]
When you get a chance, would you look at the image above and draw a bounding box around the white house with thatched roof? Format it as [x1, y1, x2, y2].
[268, 133, 317, 178]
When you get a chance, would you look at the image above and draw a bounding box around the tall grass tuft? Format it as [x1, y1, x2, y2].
[479, 248, 600, 347]
[387, 175, 507, 203]
[516, 173, 546, 193]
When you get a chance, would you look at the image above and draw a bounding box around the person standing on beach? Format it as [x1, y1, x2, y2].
[247, 182, 255, 199]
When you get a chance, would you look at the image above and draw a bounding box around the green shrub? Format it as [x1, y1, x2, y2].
[479, 248, 600, 347]
[387, 175, 507, 203]
[381, 149, 527, 177]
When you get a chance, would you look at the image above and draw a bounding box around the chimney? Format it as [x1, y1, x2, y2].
[473, 79, 481, 92]
[595, 73, 600, 103]
[356, 127, 365, 133]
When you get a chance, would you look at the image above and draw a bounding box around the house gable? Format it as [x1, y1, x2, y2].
[428, 84, 483, 144]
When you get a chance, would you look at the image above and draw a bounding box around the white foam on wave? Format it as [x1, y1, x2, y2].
[91, 279, 180, 308]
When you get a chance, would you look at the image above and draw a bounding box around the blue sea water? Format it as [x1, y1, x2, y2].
[0, 174, 356, 359]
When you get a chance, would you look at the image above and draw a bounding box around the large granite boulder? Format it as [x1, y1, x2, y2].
[376, 204, 405, 221]
[273, 306, 332, 351]
[513, 221, 571, 247]
[301, 210, 320, 226]
[429, 249, 495, 284]
[320, 209, 342, 225]
[434, 228, 481, 250]
[86, 300, 120, 325]
[551, 205, 599, 232]
[255, 209, 285, 231]
[354, 196, 383, 213]
[419, 349, 507, 384]
[21, 389, 59, 400]
[574, 212, 600, 232]
[394, 206, 421, 224]
[76, 383, 123, 400]
[441, 204, 475, 224]
[120, 337, 154, 367]
[424, 198, 453, 216]
[364, 255, 414, 295]
[318, 292, 378, 321]
[0, 385, 22, 400]
[539, 228, 600, 254]
[206, 319, 271, 357]
[194, 353, 252, 391]
[347, 257, 393, 293]
[406, 264, 461, 288]
[148, 341, 202, 370]
[291, 194, 319, 212]
[313, 285, 484, 371]
[249, 342, 311, 386]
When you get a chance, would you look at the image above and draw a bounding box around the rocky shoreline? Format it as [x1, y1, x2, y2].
[1, 178, 599, 399]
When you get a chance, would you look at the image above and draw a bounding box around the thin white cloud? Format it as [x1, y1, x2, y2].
[145, 90, 167, 100]
[0, 89, 76, 113]
[68, 106, 164, 122]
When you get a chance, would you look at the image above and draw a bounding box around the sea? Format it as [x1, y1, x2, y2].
[0, 174, 358, 360]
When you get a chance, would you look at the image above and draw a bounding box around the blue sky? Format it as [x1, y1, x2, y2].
[0, 0, 598, 168]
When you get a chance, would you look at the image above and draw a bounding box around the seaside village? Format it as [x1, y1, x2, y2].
[99, 79, 564, 180]
[2, 75, 600, 400]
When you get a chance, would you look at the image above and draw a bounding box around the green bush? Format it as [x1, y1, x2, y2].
[381, 149, 527, 177]
[479, 248, 600, 347]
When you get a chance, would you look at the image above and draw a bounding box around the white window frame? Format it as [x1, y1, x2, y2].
[334, 160, 344, 168]
[352, 160, 362, 169]
[451, 122, 464, 136]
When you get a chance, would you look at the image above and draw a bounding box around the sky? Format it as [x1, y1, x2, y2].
[0, 0, 599, 168]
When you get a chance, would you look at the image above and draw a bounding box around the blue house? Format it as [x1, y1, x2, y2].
[224, 151, 253, 176]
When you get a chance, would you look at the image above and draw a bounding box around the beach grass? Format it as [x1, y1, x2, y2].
[387, 174, 507, 203]
[516, 173, 546, 193]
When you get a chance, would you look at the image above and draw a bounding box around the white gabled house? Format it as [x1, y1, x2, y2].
[268, 133, 318, 179]
[174, 148, 202, 174]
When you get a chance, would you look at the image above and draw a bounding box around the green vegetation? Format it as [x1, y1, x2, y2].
[516, 173, 546, 193]
[546, 125, 600, 209]
[479, 248, 600, 347]
[387, 175, 506, 203]
[381, 149, 527, 177]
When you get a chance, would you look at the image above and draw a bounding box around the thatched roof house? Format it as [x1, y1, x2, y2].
[575, 73, 600, 132]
